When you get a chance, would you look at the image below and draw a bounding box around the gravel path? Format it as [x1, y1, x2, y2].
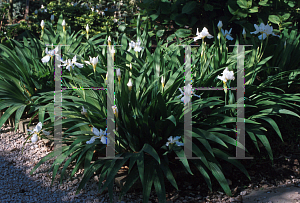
[0, 124, 228, 203]
[0, 125, 133, 203]
[2, 123, 299, 203]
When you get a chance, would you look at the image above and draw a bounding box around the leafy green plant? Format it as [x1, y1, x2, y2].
[0, 28, 56, 132]
[137, 0, 300, 46]
[2, 7, 298, 203]
[25, 15, 293, 203]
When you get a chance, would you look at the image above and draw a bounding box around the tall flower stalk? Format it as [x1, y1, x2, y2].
[86, 24, 89, 40]
[85, 56, 98, 80]
[217, 67, 235, 113]
[40, 20, 45, 39]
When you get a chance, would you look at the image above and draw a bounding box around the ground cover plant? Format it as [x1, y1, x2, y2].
[0, 1, 300, 203]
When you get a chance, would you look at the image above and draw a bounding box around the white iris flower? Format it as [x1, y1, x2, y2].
[86, 127, 110, 144]
[217, 67, 235, 83]
[166, 136, 184, 147]
[41, 46, 58, 63]
[221, 28, 234, 41]
[250, 23, 279, 40]
[127, 40, 143, 52]
[27, 122, 50, 143]
[194, 27, 214, 41]
[60, 55, 84, 71]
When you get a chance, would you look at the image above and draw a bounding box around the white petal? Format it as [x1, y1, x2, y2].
[116, 68, 121, 77]
[174, 136, 181, 141]
[178, 87, 184, 95]
[134, 46, 141, 52]
[75, 62, 84, 68]
[184, 95, 191, 103]
[31, 134, 38, 143]
[193, 36, 200, 41]
[99, 129, 104, 136]
[66, 65, 71, 71]
[207, 34, 214, 39]
[221, 29, 225, 36]
[36, 122, 42, 132]
[72, 55, 77, 63]
[226, 35, 234, 41]
[42, 130, 50, 136]
[217, 21, 222, 29]
[176, 142, 184, 146]
[217, 75, 225, 82]
[93, 127, 100, 136]
[41, 55, 51, 63]
[193, 93, 201, 98]
[181, 96, 185, 103]
[129, 41, 135, 47]
[101, 136, 107, 144]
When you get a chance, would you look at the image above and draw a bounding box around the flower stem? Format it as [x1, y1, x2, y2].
[224, 82, 227, 114]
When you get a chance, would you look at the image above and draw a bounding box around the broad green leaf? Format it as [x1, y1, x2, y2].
[204, 3, 213, 11]
[256, 132, 273, 163]
[101, 154, 129, 191]
[258, 0, 269, 6]
[14, 105, 26, 132]
[281, 13, 291, 21]
[237, 0, 249, 9]
[182, 1, 197, 14]
[84, 145, 96, 175]
[256, 116, 283, 142]
[174, 29, 191, 38]
[249, 6, 258, 13]
[212, 148, 251, 181]
[191, 160, 212, 191]
[76, 160, 106, 195]
[166, 115, 176, 126]
[137, 149, 145, 186]
[0, 105, 20, 129]
[60, 149, 82, 184]
[269, 15, 281, 25]
[141, 143, 161, 164]
[119, 164, 140, 200]
[153, 166, 166, 203]
[143, 159, 155, 203]
[156, 30, 165, 38]
[209, 162, 232, 196]
[173, 148, 194, 175]
[159, 157, 178, 190]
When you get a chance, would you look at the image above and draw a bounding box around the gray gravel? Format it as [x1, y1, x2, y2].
[0, 125, 140, 203]
[0, 124, 237, 203]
